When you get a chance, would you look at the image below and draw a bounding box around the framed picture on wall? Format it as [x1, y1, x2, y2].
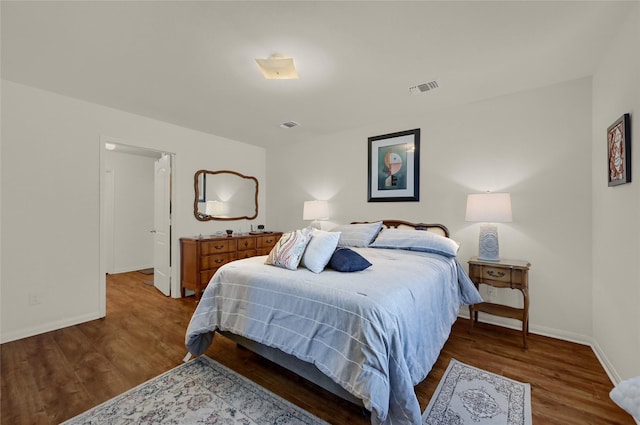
[607, 113, 631, 186]
[368, 128, 420, 202]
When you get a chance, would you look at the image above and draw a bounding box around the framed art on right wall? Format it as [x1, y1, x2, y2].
[607, 113, 631, 186]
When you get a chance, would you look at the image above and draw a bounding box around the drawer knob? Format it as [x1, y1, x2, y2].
[487, 270, 505, 278]
[215, 259, 224, 264]
[214, 245, 224, 249]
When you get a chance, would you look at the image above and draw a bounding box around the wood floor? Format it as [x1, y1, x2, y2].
[1, 271, 634, 425]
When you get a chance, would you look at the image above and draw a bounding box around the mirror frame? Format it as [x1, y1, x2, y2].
[193, 169, 259, 221]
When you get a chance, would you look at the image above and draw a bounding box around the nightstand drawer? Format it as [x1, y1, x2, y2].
[471, 265, 512, 284]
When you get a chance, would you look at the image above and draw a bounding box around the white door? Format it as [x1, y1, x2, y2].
[153, 154, 171, 296]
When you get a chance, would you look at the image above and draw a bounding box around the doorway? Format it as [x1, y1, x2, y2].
[99, 137, 175, 316]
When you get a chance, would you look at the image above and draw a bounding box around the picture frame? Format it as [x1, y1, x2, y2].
[368, 128, 420, 202]
[607, 113, 631, 186]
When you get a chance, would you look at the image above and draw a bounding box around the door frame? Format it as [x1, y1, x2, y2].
[99, 135, 178, 317]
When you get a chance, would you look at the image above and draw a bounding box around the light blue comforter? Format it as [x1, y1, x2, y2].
[185, 248, 482, 425]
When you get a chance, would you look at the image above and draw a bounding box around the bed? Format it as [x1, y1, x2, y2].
[185, 220, 482, 425]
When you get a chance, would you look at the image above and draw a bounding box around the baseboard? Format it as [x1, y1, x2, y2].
[109, 265, 154, 274]
[458, 312, 623, 386]
[0, 312, 104, 344]
[590, 339, 623, 384]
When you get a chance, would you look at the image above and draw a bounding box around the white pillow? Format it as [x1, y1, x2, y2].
[301, 230, 341, 273]
[369, 228, 459, 257]
[265, 228, 312, 270]
[332, 221, 383, 248]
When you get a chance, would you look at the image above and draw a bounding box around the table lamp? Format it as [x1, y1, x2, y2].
[465, 192, 512, 262]
[303, 200, 329, 230]
[205, 200, 224, 218]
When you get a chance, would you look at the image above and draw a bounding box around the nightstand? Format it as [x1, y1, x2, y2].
[468, 256, 531, 348]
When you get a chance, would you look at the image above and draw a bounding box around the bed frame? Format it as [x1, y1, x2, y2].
[352, 219, 449, 237]
[220, 220, 450, 407]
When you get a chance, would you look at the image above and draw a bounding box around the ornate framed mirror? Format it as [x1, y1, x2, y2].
[193, 170, 258, 221]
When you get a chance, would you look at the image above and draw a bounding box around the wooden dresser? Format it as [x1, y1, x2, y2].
[180, 232, 282, 301]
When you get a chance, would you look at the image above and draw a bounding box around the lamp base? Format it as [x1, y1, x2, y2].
[478, 223, 500, 262]
[309, 220, 322, 230]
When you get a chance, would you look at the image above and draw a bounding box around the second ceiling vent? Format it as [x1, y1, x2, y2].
[279, 121, 300, 129]
[409, 80, 440, 95]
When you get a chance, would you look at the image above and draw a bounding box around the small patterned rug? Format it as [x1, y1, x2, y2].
[61, 355, 329, 425]
[422, 359, 532, 425]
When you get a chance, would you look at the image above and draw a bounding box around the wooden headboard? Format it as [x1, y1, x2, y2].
[351, 220, 450, 238]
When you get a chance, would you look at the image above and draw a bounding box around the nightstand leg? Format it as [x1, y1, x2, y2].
[522, 288, 529, 349]
[522, 317, 528, 349]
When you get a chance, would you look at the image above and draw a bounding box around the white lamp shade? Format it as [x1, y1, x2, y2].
[465, 193, 512, 223]
[206, 200, 224, 217]
[303, 200, 329, 221]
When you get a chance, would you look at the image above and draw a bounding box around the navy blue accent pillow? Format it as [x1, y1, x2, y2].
[329, 248, 372, 272]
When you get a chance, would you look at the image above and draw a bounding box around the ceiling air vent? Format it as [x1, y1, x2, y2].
[279, 121, 300, 129]
[409, 80, 440, 95]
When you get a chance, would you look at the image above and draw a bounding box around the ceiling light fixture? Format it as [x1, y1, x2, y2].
[255, 54, 299, 80]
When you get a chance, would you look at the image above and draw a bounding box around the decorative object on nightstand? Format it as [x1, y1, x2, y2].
[303, 200, 330, 230]
[465, 192, 512, 262]
[468, 256, 531, 348]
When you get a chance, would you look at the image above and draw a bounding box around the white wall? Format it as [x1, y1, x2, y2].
[267, 77, 594, 342]
[104, 149, 157, 274]
[0, 80, 266, 343]
[591, 4, 640, 382]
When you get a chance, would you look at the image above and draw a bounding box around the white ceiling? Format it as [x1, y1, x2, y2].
[2, 1, 635, 149]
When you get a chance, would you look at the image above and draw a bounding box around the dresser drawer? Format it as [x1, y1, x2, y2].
[237, 249, 257, 259]
[257, 234, 279, 249]
[201, 239, 236, 255]
[237, 237, 257, 251]
[201, 253, 234, 269]
[200, 269, 217, 285]
[257, 248, 272, 256]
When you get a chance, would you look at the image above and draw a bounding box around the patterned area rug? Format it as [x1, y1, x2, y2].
[422, 359, 532, 425]
[61, 355, 329, 425]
